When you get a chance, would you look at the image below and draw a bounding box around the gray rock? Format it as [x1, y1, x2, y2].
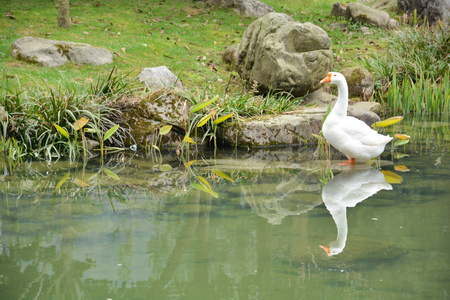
[206, 0, 274, 18]
[235, 13, 333, 97]
[218, 91, 382, 147]
[345, 2, 391, 27]
[219, 113, 323, 148]
[10, 36, 113, 67]
[122, 89, 188, 147]
[398, 0, 450, 25]
[67, 46, 112, 66]
[331, 2, 348, 18]
[234, 0, 275, 18]
[85, 139, 100, 153]
[372, 0, 398, 11]
[330, 22, 348, 30]
[359, 26, 371, 34]
[138, 66, 183, 90]
[222, 43, 239, 69]
[388, 18, 400, 28]
[341, 67, 374, 100]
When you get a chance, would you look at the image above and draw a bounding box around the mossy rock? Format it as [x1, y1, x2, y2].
[341, 67, 374, 100]
[121, 89, 191, 147]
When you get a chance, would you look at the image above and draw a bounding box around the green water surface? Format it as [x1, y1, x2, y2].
[0, 119, 449, 299]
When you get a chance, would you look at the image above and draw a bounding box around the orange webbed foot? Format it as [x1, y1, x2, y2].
[338, 158, 356, 166]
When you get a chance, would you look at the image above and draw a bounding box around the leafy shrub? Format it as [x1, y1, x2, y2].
[0, 68, 133, 161]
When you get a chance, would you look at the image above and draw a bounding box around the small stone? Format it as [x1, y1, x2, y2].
[359, 26, 371, 34]
[138, 66, 183, 90]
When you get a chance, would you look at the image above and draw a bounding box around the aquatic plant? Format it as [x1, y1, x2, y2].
[0, 68, 133, 162]
[381, 71, 450, 117]
[146, 124, 173, 172]
[366, 22, 449, 116]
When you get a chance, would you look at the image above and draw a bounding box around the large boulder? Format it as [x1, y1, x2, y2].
[398, 0, 450, 25]
[10, 36, 113, 67]
[345, 2, 392, 27]
[235, 13, 333, 97]
[331, 2, 348, 18]
[138, 66, 184, 90]
[218, 91, 382, 147]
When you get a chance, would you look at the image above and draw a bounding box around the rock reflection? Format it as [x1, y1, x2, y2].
[320, 166, 392, 256]
[239, 169, 323, 225]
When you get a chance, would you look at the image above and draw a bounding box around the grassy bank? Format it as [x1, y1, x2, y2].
[1, 0, 448, 162]
[1, 0, 386, 90]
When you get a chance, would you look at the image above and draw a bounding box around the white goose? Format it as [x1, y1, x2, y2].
[320, 72, 392, 164]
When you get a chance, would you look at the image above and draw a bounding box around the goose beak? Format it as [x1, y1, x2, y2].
[320, 245, 331, 256]
[320, 72, 332, 84]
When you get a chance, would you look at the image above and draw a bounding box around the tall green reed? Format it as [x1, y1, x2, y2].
[367, 22, 449, 88]
[367, 22, 449, 117]
[384, 71, 449, 117]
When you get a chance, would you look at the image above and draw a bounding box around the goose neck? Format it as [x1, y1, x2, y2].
[333, 80, 349, 114]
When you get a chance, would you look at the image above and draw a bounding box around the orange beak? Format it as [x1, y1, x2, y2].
[320, 72, 332, 84]
[320, 245, 331, 256]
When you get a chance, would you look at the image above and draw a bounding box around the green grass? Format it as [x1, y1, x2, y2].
[1, 0, 253, 90]
[0, 0, 391, 90]
[366, 22, 450, 89]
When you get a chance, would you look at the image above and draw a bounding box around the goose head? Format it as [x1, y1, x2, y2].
[320, 72, 347, 85]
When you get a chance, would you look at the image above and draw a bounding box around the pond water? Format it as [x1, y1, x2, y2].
[0, 118, 449, 300]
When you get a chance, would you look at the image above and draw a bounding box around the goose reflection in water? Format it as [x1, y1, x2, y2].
[320, 166, 392, 256]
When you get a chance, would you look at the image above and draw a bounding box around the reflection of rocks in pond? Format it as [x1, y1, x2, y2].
[240, 169, 323, 225]
[320, 166, 392, 256]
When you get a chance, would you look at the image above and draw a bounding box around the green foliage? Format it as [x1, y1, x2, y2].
[366, 22, 449, 116]
[0, 68, 132, 161]
[382, 71, 450, 117]
[176, 86, 303, 152]
[366, 23, 450, 88]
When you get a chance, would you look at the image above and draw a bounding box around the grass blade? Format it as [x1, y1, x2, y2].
[197, 175, 212, 190]
[74, 117, 89, 131]
[213, 169, 234, 184]
[55, 171, 70, 191]
[197, 114, 212, 127]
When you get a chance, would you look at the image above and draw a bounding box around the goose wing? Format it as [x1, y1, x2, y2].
[341, 116, 392, 146]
